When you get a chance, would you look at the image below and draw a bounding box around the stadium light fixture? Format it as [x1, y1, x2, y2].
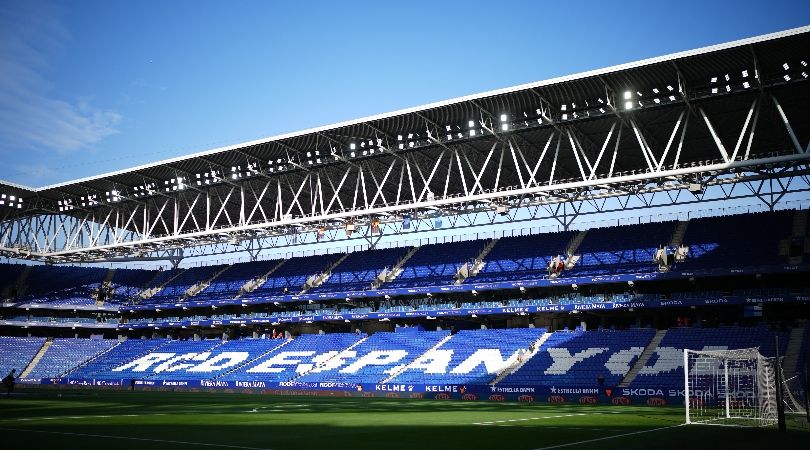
[624, 101, 633, 110]
[623, 91, 632, 100]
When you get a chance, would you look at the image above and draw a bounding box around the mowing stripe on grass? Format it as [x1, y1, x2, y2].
[531, 424, 683, 450]
[0, 427, 273, 450]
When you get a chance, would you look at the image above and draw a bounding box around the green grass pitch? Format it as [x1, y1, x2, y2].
[0, 390, 807, 450]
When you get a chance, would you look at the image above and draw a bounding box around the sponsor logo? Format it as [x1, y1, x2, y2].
[622, 388, 665, 397]
[200, 380, 229, 388]
[488, 394, 505, 402]
[161, 381, 188, 386]
[490, 386, 535, 393]
[375, 384, 413, 392]
[660, 300, 683, 307]
[646, 397, 667, 406]
[517, 395, 534, 403]
[548, 395, 566, 403]
[604, 388, 612, 397]
[385, 393, 400, 399]
[409, 393, 424, 399]
[435, 393, 451, 400]
[235, 381, 266, 388]
[550, 386, 599, 395]
[425, 385, 456, 393]
[612, 396, 631, 405]
[461, 393, 478, 401]
[578, 395, 598, 404]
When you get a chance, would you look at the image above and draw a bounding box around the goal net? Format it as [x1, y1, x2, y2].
[684, 348, 777, 426]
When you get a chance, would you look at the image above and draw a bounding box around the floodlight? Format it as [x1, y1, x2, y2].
[350, 143, 356, 150]
[784, 75, 791, 82]
[742, 70, 749, 78]
[783, 63, 790, 70]
[468, 120, 475, 127]
[500, 114, 507, 121]
[469, 130, 476, 136]
[501, 123, 508, 131]
[623, 91, 632, 100]
[624, 101, 633, 110]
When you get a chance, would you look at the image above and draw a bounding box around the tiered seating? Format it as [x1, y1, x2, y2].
[106, 339, 225, 380]
[67, 338, 168, 380]
[145, 265, 228, 304]
[499, 328, 655, 386]
[471, 231, 576, 283]
[310, 247, 410, 293]
[26, 338, 117, 378]
[141, 340, 225, 380]
[109, 268, 161, 303]
[564, 222, 675, 277]
[222, 333, 363, 382]
[0, 336, 45, 374]
[241, 253, 343, 298]
[630, 325, 789, 390]
[385, 241, 485, 288]
[392, 328, 544, 384]
[296, 330, 450, 384]
[195, 260, 282, 300]
[677, 211, 793, 271]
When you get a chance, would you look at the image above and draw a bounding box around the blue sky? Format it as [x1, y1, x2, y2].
[1, 0, 809, 187]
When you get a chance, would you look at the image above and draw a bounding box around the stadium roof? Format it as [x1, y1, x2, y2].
[2, 25, 809, 261]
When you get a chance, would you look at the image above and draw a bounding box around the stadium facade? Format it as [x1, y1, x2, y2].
[1, 26, 809, 407]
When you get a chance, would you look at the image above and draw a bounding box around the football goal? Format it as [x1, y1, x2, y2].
[684, 348, 777, 426]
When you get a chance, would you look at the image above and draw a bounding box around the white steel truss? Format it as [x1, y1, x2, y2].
[1, 84, 809, 263]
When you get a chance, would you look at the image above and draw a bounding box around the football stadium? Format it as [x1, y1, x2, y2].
[2, 24, 810, 450]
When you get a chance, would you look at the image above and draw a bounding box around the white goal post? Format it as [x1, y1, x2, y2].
[684, 348, 777, 427]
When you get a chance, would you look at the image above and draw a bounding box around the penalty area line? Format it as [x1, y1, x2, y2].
[0, 427, 273, 450]
[532, 424, 683, 450]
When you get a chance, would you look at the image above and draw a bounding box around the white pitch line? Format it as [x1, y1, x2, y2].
[532, 424, 683, 450]
[0, 427, 274, 450]
[5, 413, 169, 422]
[473, 412, 597, 425]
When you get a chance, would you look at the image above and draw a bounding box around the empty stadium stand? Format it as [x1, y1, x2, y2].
[0, 336, 44, 375]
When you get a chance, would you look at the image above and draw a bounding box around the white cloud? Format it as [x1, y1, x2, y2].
[0, 1, 121, 155]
